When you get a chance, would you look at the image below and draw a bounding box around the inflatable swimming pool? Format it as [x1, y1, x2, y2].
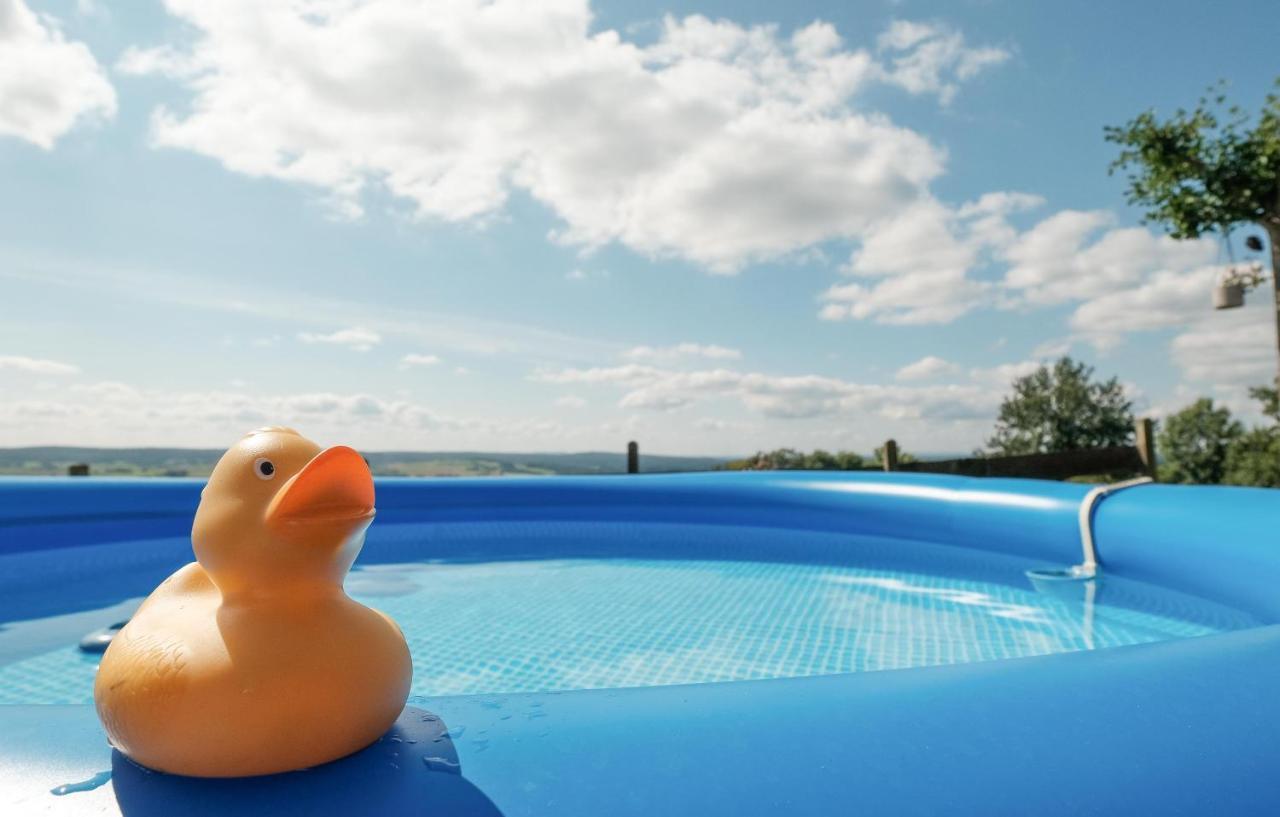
[1, 472, 1278, 815]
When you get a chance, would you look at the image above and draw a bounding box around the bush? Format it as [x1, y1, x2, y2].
[725, 448, 869, 471]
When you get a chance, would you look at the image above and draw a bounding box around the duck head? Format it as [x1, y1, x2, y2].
[192, 428, 375, 601]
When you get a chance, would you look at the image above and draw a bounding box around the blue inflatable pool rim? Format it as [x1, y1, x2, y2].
[1, 471, 1278, 816]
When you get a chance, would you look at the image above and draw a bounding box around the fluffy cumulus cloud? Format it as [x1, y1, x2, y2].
[1067, 268, 1216, 349]
[0, 0, 115, 148]
[1002, 210, 1216, 306]
[820, 192, 1042, 324]
[0, 354, 80, 375]
[819, 191, 1235, 367]
[296, 327, 382, 351]
[116, 2, 1015, 271]
[997, 210, 1229, 356]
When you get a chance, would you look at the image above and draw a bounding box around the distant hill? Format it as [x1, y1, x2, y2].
[0, 447, 732, 478]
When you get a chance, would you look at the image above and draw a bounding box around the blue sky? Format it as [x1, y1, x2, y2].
[1, 0, 1276, 454]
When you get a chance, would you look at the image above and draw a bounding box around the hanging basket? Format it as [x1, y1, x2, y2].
[1213, 281, 1245, 310]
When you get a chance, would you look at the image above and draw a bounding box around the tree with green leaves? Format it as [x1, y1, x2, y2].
[1223, 385, 1280, 488]
[987, 357, 1134, 455]
[1224, 426, 1280, 487]
[1158, 398, 1243, 484]
[1106, 80, 1280, 381]
[1249, 384, 1280, 422]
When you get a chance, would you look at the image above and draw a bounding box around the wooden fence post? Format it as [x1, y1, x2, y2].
[881, 439, 898, 472]
[1135, 418, 1157, 481]
[627, 441, 639, 474]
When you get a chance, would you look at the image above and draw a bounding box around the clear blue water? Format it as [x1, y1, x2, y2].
[0, 523, 1259, 704]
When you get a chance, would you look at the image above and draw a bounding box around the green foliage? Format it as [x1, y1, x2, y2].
[1221, 385, 1280, 488]
[806, 449, 869, 469]
[1105, 79, 1280, 238]
[1225, 427, 1280, 487]
[986, 357, 1134, 455]
[725, 448, 871, 471]
[1249, 385, 1280, 422]
[1158, 398, 1243, 484]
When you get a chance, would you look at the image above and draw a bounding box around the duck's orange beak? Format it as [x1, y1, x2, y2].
[266, 445, 375, 530]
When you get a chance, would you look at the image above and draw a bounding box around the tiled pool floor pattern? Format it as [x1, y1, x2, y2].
[0, 558, 1224, 704]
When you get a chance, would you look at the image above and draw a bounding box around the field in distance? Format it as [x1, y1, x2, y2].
[0, 447, 731, 477]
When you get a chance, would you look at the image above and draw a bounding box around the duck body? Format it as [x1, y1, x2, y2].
[94, 428, 412, 778]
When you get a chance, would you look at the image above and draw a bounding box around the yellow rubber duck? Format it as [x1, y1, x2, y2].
[95, 428, 412, 777]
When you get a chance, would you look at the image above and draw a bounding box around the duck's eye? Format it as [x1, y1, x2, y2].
[253, 458, 276, 480]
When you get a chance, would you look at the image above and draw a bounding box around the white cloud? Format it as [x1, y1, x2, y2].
[1003, 211, 1216, 306]
[1171, 308, 1276, 389]
[534, 364, 663, 387]
[0, 354, 80, 375]
[876, 19, 1010, 104]
[69, 380, 139, 403]
[1030, 338, 1072, 359]
[1067, 267, 1218, 349]
[895, 355, 959, 381]
[119, 4, 1009, 271]
[817, 196, 1224, 342]
[820, 192, 1040, 324]
[624, 343, 741, 361]
[399, 353, 441, 368]
[694, 417, 731, 432]
[297, 327, 382, 352]
[968, 360, 1042, 389]
[0, 0, 116, 148]
[534, 363, 997, 421]
[0, 382, 576, 448]
[555, 395, 587, 408]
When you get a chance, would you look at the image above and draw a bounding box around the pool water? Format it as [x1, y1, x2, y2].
[0, 520, 1257, 704]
